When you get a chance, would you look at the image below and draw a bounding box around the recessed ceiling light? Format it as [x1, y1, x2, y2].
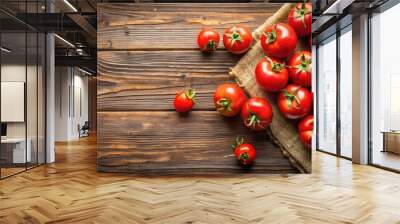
[63, 0, 78, 12]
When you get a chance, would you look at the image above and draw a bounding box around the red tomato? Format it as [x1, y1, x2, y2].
[278, 84, 312, 119]
[288, 3, 312, 37]
[223, 26, 253, 54]
[298, 115, 314, 148]
[214, 83, 247, 117]
[173, 89, 196, 112]
[261, 23, 298, 59]
[288, 51, 312, 87]
[232, 137, 256, 166]
[241, 97, 273, 131]
[197, 28, 220, 52]
[255, 57, 289, 92]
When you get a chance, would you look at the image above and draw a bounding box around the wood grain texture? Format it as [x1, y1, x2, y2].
[97, 3, 283, 50]
[98, 111, 297, 174]
[97, 3, 299, 174]
[98, 50, 240, 111]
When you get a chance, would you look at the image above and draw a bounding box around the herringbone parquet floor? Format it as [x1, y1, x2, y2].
[1, 136, 400, 224]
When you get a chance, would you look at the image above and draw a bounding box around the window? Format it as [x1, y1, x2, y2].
[317, 35, 337, 154]
[339, 26, 352, 158]
[370, 3, 400, 171]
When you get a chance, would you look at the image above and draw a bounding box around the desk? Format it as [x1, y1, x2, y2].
[1, 138, 31, 163]
[382, 131, 400, 154]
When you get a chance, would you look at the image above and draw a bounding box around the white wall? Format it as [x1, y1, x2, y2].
[55, 67, 89, 141]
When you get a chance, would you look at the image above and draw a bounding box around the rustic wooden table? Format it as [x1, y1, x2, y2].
[97, 3, 298, 174]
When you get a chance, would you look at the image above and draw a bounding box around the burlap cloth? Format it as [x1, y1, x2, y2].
[229, 3, 311, 173]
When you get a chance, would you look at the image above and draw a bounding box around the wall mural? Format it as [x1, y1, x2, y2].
[97, 2, 313, 174]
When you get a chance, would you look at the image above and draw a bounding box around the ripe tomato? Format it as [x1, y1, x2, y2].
[288, 51, 312, 87]
[288, 3, 312, 37]
[298, 115, 314, 148]
[261, 23, 298, 59]
[173, 89, 196, 112]
[241, 97, 273, 131]
[214, 83, 247, 117]
[255, 57, 289, 92]
[232, 137, 256, 166]
[223, 26, 253, 54]
[278, 84, 312, 119]
[197, 28, 220, 52]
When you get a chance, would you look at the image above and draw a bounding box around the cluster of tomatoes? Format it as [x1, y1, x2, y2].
[173, 3, 314, 167]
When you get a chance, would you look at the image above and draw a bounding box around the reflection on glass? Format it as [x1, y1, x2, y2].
[1, 31, 27, 177]
[317, 36, 337, 154]
[339, 27, 352, 158]
[0, 0, 46, 178]
[371, 4, 400, 171]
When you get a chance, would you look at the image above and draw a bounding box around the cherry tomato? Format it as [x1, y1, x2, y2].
[223, 26, 253, 54]
[255, 57, 289, 92]
[197, 28, 220, 52]
[232, 137, 256, 166]
[278, 84, 312, 119]
[288, 51, 312, 87]
[298, 115, 314, 148]
[173, 89, 196, 112]
[241, 97, 273, 131]
[214, 83, 247, 117]
[261, 23, 298, 59]
[288, 3, 312, 37]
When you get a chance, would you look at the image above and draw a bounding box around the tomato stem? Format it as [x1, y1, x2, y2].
[295, 3, 311, 28]
[295, 54, 311, 74]
[204, 40, 216, 51]
[239, 152, 249, 163]
[231, 136, 245, 150]
[265, 57, 284, 73]
[282, 89, 301, 109]
[186, 89, 196, 103]
[217, 98, 232, 112]
[225, 27, 243, 47]
[264, 28, 276, 44]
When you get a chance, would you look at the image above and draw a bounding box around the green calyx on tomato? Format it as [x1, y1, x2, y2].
[185, 89, 196, 103]
[247, 113, 264, 129]
[231, 136, 245, 150]
[265, 57, 285, 73]
[217, 98, 232, 112]
[205, 40, 217, 51]
[295, 3, 312, 28]
[239, 152, 249, 162]
[264, 28, 276, 44]
[282, 88, 300, 109]
[225, 27, 243, 47]
[295, 54, 311, 74]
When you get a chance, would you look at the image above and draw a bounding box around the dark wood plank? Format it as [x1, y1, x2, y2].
[97, 111, 298, 174]
[98, 3, 283, 50]
[97, 50, 241, 111]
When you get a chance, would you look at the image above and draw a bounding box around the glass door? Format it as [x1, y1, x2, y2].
[317, 35, 337, 155]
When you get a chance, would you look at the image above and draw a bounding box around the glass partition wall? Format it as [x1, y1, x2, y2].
[317, 35, 337, 155]
[370, 3, 400, 171]
[316, 25, 353, 159]
[0, 1, 46, 179]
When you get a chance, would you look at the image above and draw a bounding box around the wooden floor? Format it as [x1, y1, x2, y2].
[0, 136, 400, 224]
